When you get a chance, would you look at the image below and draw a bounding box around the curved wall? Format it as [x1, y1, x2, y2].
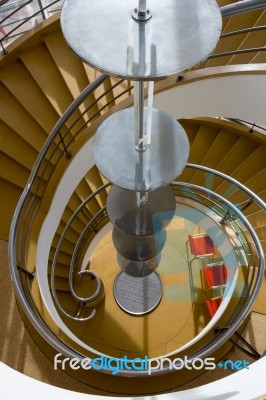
[154, 74, 266, 128]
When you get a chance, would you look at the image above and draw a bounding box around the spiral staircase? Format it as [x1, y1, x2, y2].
[0, 0, 266, 397]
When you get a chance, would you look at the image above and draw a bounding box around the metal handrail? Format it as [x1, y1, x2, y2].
[224, 117, 266, 133]
[221, 0, 266, 18]
[2, 2, 263, 372]
[179, 163, 266, 325]
[0, 0, 33, 24]
[1, 0, 263, 360]
[166, 182, 264, 370]
[50, 179, 253, 324]
[0, 0, 61, 52]
[2, 0, 264, 376]
[186, 163, 266, 211]
[0, 1, 11, 7]
[9, 79, 265, 375]
[220, 25, 266, 38]
[11, 73, 130, 271]
[47, 175, 265, 375]
[51, 184, 110, 322]
[15, 74, 109, 268]
[171, 187, 252, 264]
[16, 79, 133, 269]
[209, 47, 266, 59]
[171, 185, 256, 324]
[8, 73, 134, 367]
[1, 0, 266, 55]
[46, 156, 265, 356]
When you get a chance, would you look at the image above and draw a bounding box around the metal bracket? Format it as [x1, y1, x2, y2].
[73, 301, 96, 320]
[220, 198, 253, 224]
[132, 0, 152, 21]
[132, 8, 152, 21]
[215, 326, 261, 360]
[17, 265, 35, 279]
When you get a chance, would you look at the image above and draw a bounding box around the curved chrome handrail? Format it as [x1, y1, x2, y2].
[8, 73, 132, 364]
[0, 0, 61, 53]
[46, 176, 265, 376]
[50, 184, 110, 322]
[10, 155, 266, 375]
[224, 118, 266, 133]
[221, 0, 266, 18]
[168, 182, 264, 366]
[171, 184, 257, 324]
[46, 157, 265, 363]
[7, 65, 265, 375]
[14, 74, 114, 270]
[6, 60, 265, 378]
[171, 186, 253, 268]
[1, 0, 266, 54]
[186, 163, 265, 210]
[54, 180, 253, 324]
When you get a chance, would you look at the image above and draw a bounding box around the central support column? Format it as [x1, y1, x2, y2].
[132, 0, 152, 21]
[61, 0, 223, 315]
[134, 81, 147, 151]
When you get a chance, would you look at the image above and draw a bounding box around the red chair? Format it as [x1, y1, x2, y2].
[204, 263, 227, 287]
[205, 298, 222, 318]
[0, 27, 7, 36]
[188, 234, 215, 258]
[187, 234, 216, 304]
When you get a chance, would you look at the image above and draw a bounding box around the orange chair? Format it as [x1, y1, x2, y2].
[187, 233, 216, 303]
[204, 263, 227, 287]
[205, 298, 222, 318]
[0, 27, 7, 36]
[188, 234, 215, 258]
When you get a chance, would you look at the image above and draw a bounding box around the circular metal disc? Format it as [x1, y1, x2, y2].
[113, 271, 163, 315]
[93, 108, 189, 191]
[61, 0, 222, 80]
[107, 185, 175, 236]
[117, 253, 160, 277]
[113, 226, 166, 261]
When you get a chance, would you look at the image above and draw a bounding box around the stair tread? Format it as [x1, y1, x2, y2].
[190, 127, 239, 186]
[48, 262, 69, 278]
[227, 10, 266, 65]
[19, 45, 74, 116]
[213, 136, 258, 193]
[205, 9, 265, 68]
[0, 120, 38, 170]
[44, 32, 90, 100]
[0, 61, 59, 134]
[84, 165, 107, 209]
[0, 151, 31, 187]
[180, 124, 220, 182]
[0, 83, 48, 149]
[0, 179, 23, 239]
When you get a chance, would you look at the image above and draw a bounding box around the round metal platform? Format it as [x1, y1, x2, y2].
[117, 253, 160, 277]
[112, 226, 166, 261]
[93, 108, 189, 191]
[107, 185, 176, 236]
[61, 0, 222, 80]
[113, 271, 163, 315]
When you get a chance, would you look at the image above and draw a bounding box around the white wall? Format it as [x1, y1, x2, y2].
[1, 359, 266, 400]
[154, 75, 266, 128]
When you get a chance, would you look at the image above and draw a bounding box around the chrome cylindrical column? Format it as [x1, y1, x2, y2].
[61, 0, 222, 314]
